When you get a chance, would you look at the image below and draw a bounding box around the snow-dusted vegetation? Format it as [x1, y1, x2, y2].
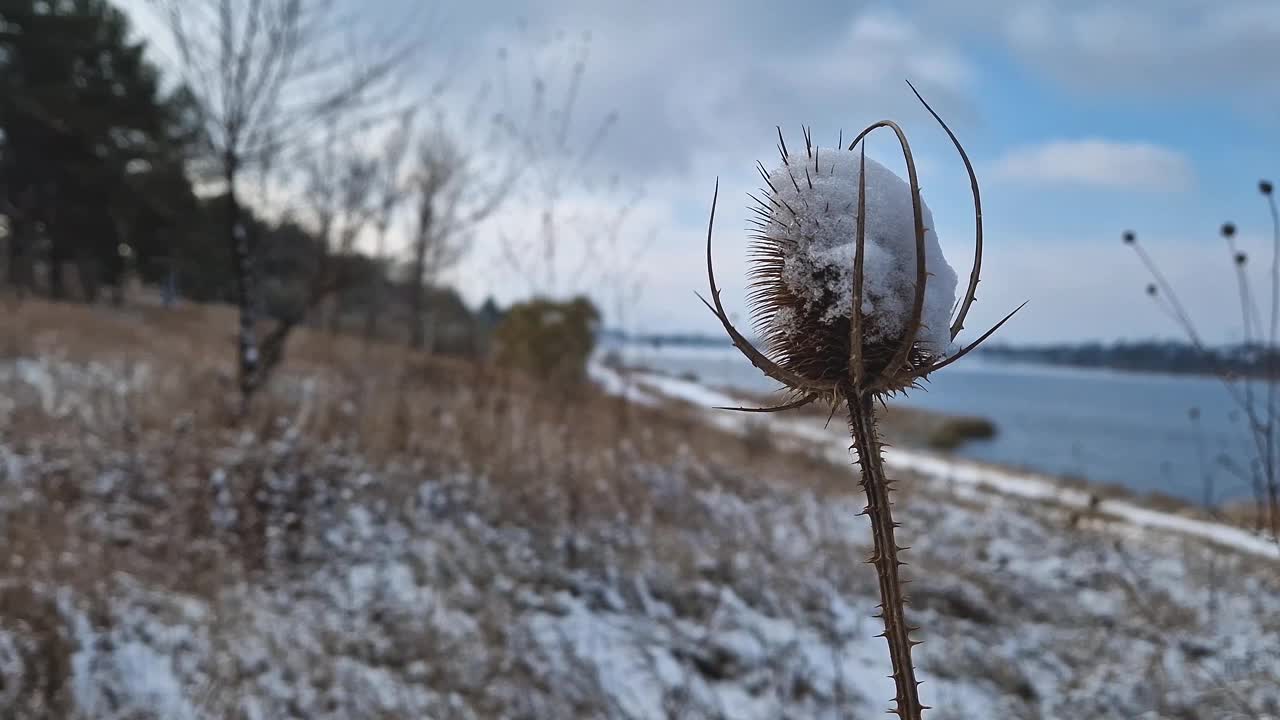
[1, 302, 1278, 719]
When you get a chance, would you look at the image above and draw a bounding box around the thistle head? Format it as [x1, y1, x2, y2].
[699, 84, 1023, 412]
[747, 138, 957, 397]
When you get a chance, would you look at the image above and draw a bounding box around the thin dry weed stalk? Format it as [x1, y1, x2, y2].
[699, 84, 1022, 719]
[1124, 180, 1280, 544]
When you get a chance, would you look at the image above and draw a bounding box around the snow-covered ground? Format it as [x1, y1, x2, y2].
[1, 352, 1278, 719]
[609, 366, 1280, 562]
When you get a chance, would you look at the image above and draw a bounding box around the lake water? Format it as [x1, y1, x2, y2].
[604, 343, 1260, 506]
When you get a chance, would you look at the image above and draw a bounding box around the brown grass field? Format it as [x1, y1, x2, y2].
[0, 299, 1277, 719]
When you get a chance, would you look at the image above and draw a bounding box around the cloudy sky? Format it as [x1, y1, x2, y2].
[122, 0, 1280, 344]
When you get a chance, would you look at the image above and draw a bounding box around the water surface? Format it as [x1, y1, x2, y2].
[605, 343, 1256, 505]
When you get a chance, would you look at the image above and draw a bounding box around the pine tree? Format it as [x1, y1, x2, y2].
[0, 0, 198, 300]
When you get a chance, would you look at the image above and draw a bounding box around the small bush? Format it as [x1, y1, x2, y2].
[492, 296, 600, 384]
[926, 416, 997, 451]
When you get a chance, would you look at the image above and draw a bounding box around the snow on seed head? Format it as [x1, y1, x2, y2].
[747, 143, 957, 388]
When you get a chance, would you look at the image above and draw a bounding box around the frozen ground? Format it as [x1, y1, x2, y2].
[0, 346, 1278, 719]
[613, 367, 1280, 562]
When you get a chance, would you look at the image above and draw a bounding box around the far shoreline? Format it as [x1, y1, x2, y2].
[599, 339, 1268, 385]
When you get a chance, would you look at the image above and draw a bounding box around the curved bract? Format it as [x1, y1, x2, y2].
[843, 119, 928, 394]
[905, 80, 985, 343]
[698, 179, 837, 397]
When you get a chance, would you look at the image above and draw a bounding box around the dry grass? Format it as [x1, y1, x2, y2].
[1, 299, 1277, 719]
[0, 299, 877, 716]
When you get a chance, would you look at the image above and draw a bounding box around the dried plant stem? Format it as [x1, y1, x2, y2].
[1266, 192, 1280, 540]
[847, 394, 923, 719]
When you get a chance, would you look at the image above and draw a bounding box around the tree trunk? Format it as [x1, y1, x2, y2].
[226, 156, 261, 409]
[363, 223, 389, 343]
[6, 218, 31, 298]
[162, 256, 178, 308]
[47, 227, 71, 300]
[408, 203, 432, 350]
[324, 294, 341, 335]
[78, 254, 100, 304]
[363, 280, 383, 342]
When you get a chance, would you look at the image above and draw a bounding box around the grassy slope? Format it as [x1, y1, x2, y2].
[0, 300, 1277, 719]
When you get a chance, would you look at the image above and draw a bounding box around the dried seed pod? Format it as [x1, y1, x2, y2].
[1222, 222, 1237, 238]
[1261, 179, 1273, 196]
[1123, 230, 1137, 245]
[748, 146, 957, 396]
[1236, 252, 1248, 266]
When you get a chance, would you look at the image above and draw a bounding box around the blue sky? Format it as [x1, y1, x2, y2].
[120, 0, 1280, 344]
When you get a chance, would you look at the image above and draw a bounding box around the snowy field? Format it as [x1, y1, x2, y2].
[1, 305, 1278, 719]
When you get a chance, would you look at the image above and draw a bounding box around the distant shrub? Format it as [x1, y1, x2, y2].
[492, 296, 601, 384]
[926, 415, 997, 451]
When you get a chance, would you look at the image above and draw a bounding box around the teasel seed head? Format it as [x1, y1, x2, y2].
[700, 83, 1024, 411]
[746, 140, 958, 399]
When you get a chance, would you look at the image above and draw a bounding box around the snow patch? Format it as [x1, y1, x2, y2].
[761, 149, 958, 353]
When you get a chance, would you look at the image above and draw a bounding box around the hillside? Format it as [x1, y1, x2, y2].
[0, 301, 1277, 719]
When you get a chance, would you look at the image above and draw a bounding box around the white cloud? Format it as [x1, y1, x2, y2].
[907, 0, 1280, 109]
[975, 232, 1268, 344]
[775, 12, 974, 95]
[992, 140, 1194, 192]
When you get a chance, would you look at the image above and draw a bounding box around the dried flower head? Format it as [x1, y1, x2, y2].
[1236, 251, 1248, 266]
[701, 88, 1021, 408]
[746, 137, 958, 399]
[1222, 222, 1237, 238]
[1147, 283, 1159, 296]
[1123, 230, 1137, 245]
[1261, 179, 1274, 196]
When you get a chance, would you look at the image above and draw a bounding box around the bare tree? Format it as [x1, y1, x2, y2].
[363, 110, 415, 342]
[296, 121, 378, 334]
[405, 119, 514, 350]
[148, 0, 418, 409]
[490, 32, 632, 304]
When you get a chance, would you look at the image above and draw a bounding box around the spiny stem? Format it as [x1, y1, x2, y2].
[847, 394, 925, 719]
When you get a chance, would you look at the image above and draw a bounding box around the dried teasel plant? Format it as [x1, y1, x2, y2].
[698, 83, 1023, 719]
[1123, 179, 1280, 543]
